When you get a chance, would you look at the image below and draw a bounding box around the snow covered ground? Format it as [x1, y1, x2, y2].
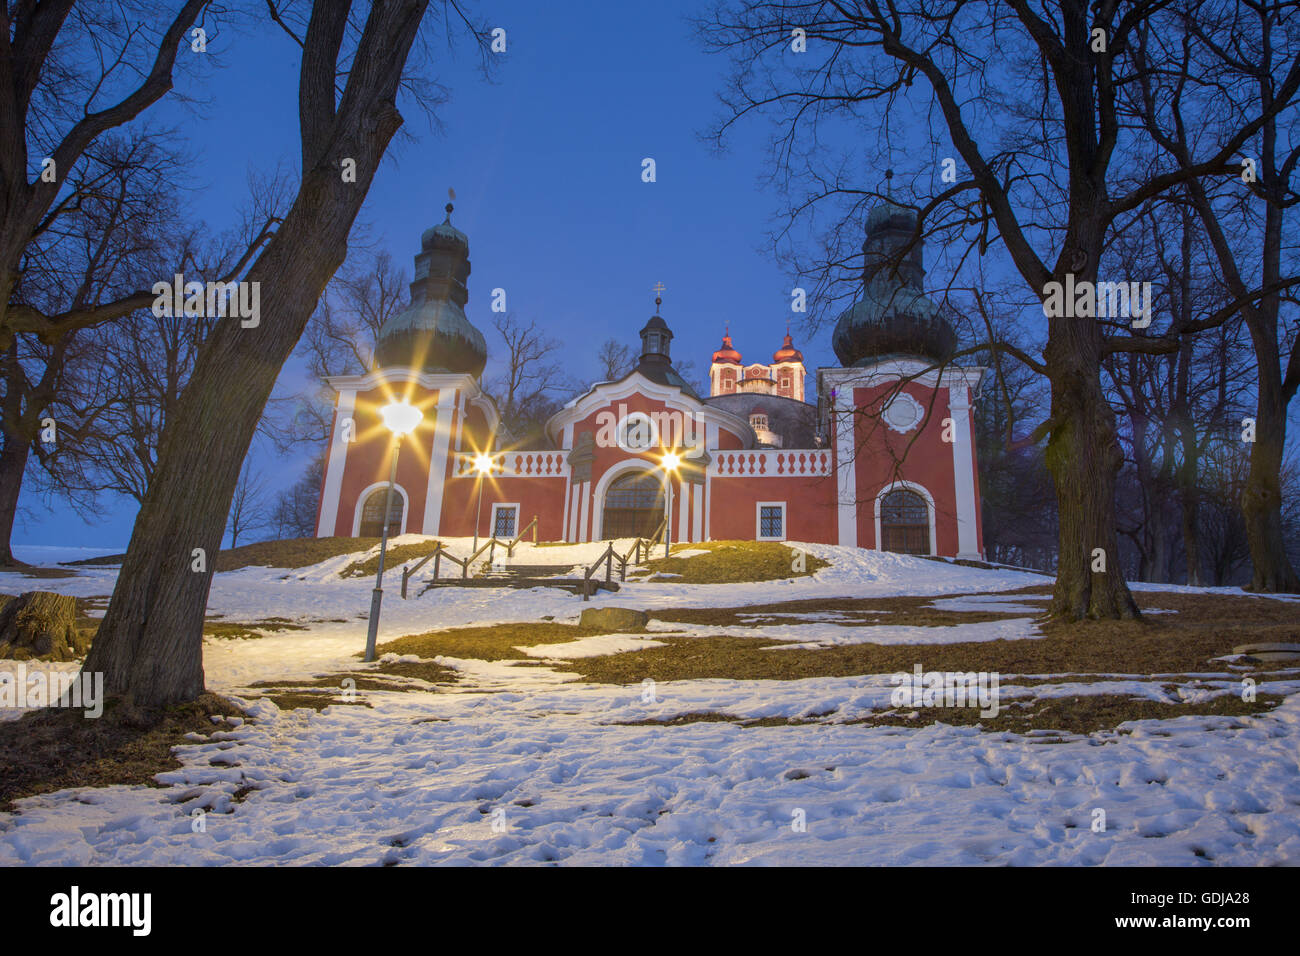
[1, 541, 1298, 866]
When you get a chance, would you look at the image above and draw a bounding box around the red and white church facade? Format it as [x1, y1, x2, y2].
[314, 201, 985, 558]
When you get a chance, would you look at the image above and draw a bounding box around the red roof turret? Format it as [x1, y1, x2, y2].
[773, 332, 804, 364]
[711, 332, 742, 365]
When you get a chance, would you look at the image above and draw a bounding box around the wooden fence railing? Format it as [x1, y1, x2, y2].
[399, 514, 538, 598]
[580, 517, 667, 601]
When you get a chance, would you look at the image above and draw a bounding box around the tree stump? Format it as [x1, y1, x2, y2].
[0, 592, 90, 661]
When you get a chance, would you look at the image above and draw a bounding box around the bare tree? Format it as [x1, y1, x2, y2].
[1132, 1, 1300, 592]
[83, 0, 490, 707]
[272, 249, 409, 450]
[0, 0, 215, 348]
[269, 455, 325, 539]
[699, 0, 1300, 618]
[487, 312, 574, 443]
[596, 338, 632, 381]
[0, 134, 190, 564]
[226, 461, 267, 548]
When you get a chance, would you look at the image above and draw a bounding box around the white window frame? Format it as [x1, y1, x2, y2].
[756, 501, 787, 541]
[873, 481, 936, 555]
[351, 481, 410, 538]
[490, 502, 520, 540]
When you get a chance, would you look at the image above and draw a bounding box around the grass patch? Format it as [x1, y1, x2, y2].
[615, 693, 1286, 736]
[203, 617, 309, 641]
[555, 590, 1300, 684]
[861, 691, 1287, 736]
[246, 660, 460, 706]
[635, 541, 829, 583]
[250, 691, 372, 712]
[0, 693, 245, 812]
[649, 590, 1049, 629]
[341, 540, 442, 578]
[376, 621, 630, 662]
[66, 537, 390, 573]
[0, 565, 77, 578]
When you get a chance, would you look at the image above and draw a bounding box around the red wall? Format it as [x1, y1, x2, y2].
[330, 384, 443, 537]
[707, 475, 838, 542]
[851, 382, 959, 555]
[439, 475, 567, 540]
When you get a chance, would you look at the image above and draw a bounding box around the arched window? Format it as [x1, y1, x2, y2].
[880, 489, 930, 555]
[601, 470, 665, 539]
[358, 487, 403, 538]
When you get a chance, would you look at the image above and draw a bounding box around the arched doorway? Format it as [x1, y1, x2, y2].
[879, 489, 930, 554]
[601, 469, 664, 539]
[357, 486, 404, 538]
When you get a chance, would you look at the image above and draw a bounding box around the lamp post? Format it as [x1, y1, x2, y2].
[364, 399, 424, 663]
[661, 451, 681, 559]
[472, 451, 493, 552]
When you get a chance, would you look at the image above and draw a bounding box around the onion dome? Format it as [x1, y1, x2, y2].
[712, 332, 742, 365]
[832, 201, 956, 367]
[633, 296, 699, 399]
[374, 201, 487, 378]
[772, 332, 803, 364]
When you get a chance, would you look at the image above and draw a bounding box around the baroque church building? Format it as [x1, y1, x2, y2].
[313, 201, 985, 558]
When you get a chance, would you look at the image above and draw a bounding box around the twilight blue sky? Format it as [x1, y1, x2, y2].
[17, 0, 1296, 552]
[21, 0, 846, 550]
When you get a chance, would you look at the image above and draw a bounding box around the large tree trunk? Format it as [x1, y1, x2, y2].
[82, 0, 429, 706]
[0, 435, 30, 567]
[1043, 255, 1141, 620]
[0, 342, 32, 567]
[1242, 379, 1300, 593]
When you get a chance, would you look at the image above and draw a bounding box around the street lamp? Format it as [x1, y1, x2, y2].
[472, 451, 493, 552]
[364, 399, 424, 663]
[660, 451, 681, 559]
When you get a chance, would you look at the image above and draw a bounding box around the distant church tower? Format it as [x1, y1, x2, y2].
[708, 328, 806, 401]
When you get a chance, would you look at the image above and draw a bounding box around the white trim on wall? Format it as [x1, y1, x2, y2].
[423, 388, 459, 535]
[834, 387, 857, 547]
[948, 387, 981, 559]
[676, 476, 689, 543]
[351, 481, 410, 538]
[756, 500, 787, 541]
[872, 480, 937, 556]
[316, 389, 356, 537]
[589, 459, 659, 540]
[692, 480, 703, 543]
[578, 481, 590, 542]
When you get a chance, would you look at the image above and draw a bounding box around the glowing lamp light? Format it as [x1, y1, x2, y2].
[473, 452, 494, 474]
[661, 451, 682, 472]
[380, 400, 423, 436]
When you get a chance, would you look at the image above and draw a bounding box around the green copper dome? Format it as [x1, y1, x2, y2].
[375, 203, 487, 378]
[832, 202, 956, 366]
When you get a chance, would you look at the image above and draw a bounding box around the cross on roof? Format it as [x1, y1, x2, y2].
[653, 281, 665, 308]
